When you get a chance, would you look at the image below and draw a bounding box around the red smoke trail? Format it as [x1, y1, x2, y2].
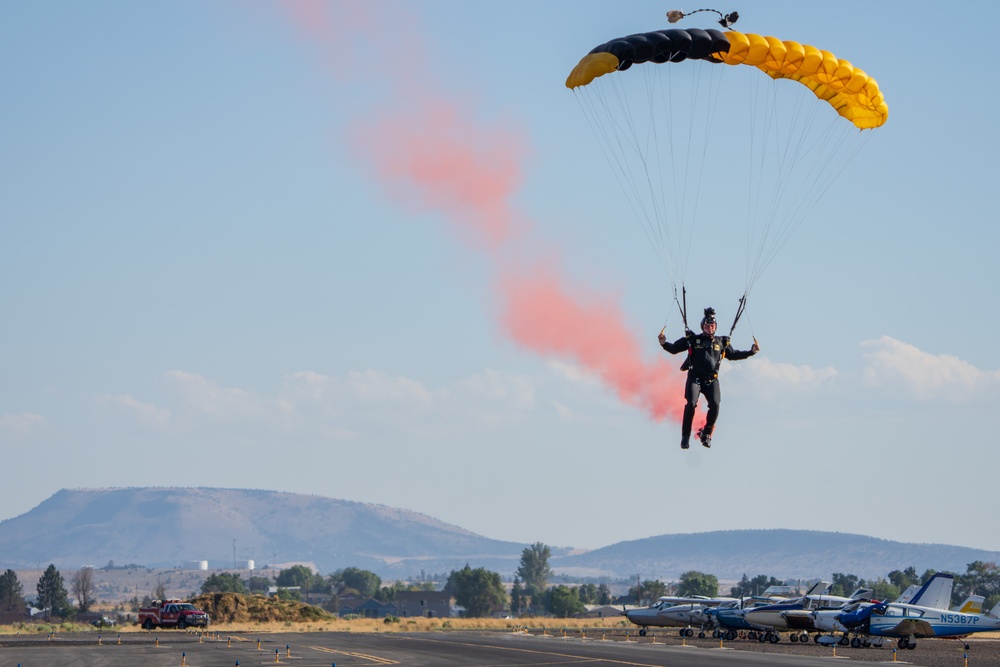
[274, 2, 688, 424]
[352, 99, 528, 250]
[498, 266, 682, 421]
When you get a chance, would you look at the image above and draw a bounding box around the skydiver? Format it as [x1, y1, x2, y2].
[658, 307, 759, 449]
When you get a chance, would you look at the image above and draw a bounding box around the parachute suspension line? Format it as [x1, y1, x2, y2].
[642, 65, 676, 281]
[740, 71, 880, 300]
[574, 86, 678, 286]
[682, 62, 727, 280]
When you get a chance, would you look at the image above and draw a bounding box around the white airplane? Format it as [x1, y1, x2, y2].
[741, 581, 869, 642]
[623, 595, 737, 637]
[811, 572, 956, 642]
[852, 585, 1000, 650]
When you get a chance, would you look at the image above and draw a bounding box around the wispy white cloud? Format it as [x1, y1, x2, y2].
[722, 355, 838, 401]
[0, 412, 48, 439]
[102, 368, 540, 439]
[96, 394, 171, 428]
[861, 335, 1000, 400]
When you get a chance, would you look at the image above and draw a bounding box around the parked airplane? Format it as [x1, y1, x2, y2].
[623, 595, 737, 637]
[706, 594, 792, 642]
[739, 581, 871, 642]
[809, 572, 956, 647]
[849, 586, 1000, 649]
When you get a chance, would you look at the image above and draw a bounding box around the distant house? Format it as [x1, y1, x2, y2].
[338, 596, 396, 618]
[395, 591, 452, 619]
[576, 604, 626, 619]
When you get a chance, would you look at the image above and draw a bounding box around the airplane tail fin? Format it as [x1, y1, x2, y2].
[894, 584, 920, 604]
[989, 601, 1000, 619]
[848, 587, 873, 600]
[908, 573, 954, 610]
[953, 595, 985, 614]
[805, 580, 833, 596]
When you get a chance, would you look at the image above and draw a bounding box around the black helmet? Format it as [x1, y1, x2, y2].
[700, 307, 716, 328]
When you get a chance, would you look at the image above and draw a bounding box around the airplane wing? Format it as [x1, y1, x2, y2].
[884, 618, 938, 638]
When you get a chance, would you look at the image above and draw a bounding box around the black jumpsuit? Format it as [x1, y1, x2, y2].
[661, 332, 756, 439]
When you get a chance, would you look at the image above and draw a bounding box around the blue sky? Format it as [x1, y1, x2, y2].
[3, 1, 999, 563]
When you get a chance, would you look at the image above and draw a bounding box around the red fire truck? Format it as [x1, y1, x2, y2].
[138, 599, 210, 630]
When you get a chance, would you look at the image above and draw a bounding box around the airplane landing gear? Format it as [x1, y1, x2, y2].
[638, 628, 647, 637]
[897, 636, 916, 650]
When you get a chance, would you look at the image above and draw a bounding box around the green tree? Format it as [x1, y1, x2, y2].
[247, 576, 272, 593]
[510, 578, 525, 615]
[516, 543, 553, 600]
[729, 573, 781, 597]
[867, 577, 900, 602]
[201, 572, 249, 595]
[676, 571, 718, 598]
[577, 583, 598, 604]
[0, 569, 25, 612]
[276, 565, 315, 588]
[330, 567, 383, 599]
[275, 587, 302, 601]
[830, 572, 861, 598]
[629, 579, 669, 606]
[956, 561, 1000, 610]
[597, 583, 612, 605]
[546, 585, 585, 618]
[36, 564, 70, 618]
[444, 565, 508, 617]
[71, 567, 97, 612]
[888, 567, 919, 591]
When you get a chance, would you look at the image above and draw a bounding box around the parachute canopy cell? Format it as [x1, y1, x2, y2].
[566, 29, 887, 130]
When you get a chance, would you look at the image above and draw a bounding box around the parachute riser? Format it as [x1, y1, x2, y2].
[673, 284, 689, 331]
[728, 293, 747, 337]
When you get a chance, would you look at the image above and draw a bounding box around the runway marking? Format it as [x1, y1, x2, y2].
[379, 634, 674, 666]
[309, 645, 400, 664]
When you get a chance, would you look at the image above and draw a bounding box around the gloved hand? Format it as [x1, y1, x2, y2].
[658, 331, 667, 345]
[685, 329, 694, 338]
[751, 342, 760, 354]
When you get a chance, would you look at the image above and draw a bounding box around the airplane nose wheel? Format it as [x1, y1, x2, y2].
[638, 628, 647, 637]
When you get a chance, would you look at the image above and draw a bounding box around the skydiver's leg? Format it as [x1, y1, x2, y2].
[703, 381, 721, 435]
[681, 377, 699, 438]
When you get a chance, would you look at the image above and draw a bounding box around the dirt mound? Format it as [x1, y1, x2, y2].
[191, 593, 335, 624]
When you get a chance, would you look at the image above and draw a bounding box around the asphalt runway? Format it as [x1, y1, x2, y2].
[0, 630, 949, 667]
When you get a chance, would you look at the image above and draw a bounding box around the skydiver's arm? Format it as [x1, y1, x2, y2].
[661, 336, 690, 355]
[724, 338, 759, 361]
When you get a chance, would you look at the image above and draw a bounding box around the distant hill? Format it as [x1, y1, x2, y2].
[2, 488, 998, 581]
[0, 487, 536, 576]
[551, 529, 1000, 580]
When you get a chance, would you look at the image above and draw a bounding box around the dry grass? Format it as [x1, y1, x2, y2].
[4, 618, 1000, 641]
[0, 615, 632, 636]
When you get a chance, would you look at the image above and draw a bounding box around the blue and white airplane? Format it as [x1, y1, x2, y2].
[811, 573, 959, 647]
[836, 573, 1000, 650]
